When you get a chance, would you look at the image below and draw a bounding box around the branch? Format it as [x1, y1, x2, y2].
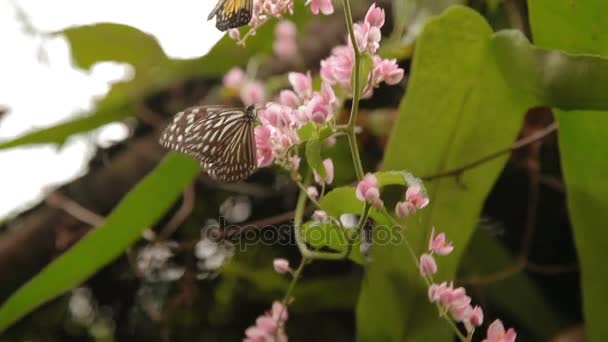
[423, 122, 558, 181]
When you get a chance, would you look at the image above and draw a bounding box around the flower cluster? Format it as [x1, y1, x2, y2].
[229, 0, 294, 45]
[422, 230, 516, 340]
[244, 301, 289, 342]
[320, 4, 403, 97]
[222, 67, 266, 106]
[255, 71, 337, 171]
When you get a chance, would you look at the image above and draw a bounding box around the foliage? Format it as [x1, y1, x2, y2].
[1, 1, 608, 341]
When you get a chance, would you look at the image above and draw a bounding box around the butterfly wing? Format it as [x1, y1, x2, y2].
[159, 106, 257, 182]
[207, 0, 253, 31]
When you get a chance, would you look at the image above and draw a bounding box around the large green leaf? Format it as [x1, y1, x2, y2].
[357, 5, 608, 341]
[528, 1, 608, 340]
[0, 154, 198, 331]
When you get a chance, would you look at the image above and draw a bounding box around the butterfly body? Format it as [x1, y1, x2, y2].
[160, 105, 257, 182]
[207, 0, 253, 31]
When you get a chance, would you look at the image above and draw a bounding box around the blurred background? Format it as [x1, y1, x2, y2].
[0, 1, 590, 341]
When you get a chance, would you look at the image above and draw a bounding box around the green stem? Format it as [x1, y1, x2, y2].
[281, 257, 308, 306]
[347, 130, 365, 180]
[293, 172, 353, 260]
[294, 180, 322, 208]
[344, 203, 371, 258]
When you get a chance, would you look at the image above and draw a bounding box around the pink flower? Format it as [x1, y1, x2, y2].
[483, 320, 517, 342]
[306, 95, 332, 123]
[288, 72, 313, 98]
[353, 22, 381, 54]
[312, 210, 328, 222]
[255, 125, 274, 167]
[306, 0, 334, 15]
[320, 82, 337, 105]
[356, 173, 383, 208]
[279, 90, 299, 108]
[364, 3, 385, 28]
[275, 20, 296, 40]
[307, 186, 319, 198]
[405, 184, 429, 210]
[428, 227, 454, 256]
[320, 46, 354, 87]
[273, 258, 291, 274]
[395, 184, 429, 217]
[261, 104, 294, 128]
[240, 81, 265, 105]
[223, 67, 245, 88]
[244, 301, 288, 342]
[313, 158, 334, 185]
[372, 57, 404, 85]
[419, 253, 437, 276]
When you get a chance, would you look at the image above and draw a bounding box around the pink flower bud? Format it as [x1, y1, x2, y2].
[312, 210, 328, 222]
[365, 3, 385, 28]
[273, 258, 291, 274]
[307, 186, 319, 198]
[223, 67, 245, 88]
[356, 173, 383, 207]
[419, 253, 437, 276]
[313, 158, 334, 185]
[228, 29, 240, 41]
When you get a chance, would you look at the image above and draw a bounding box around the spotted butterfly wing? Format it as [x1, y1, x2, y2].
[207, 0, 253, 31]
[159, 105, 257, 182]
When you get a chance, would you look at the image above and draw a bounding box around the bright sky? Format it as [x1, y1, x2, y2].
[0, 0, 224, 219]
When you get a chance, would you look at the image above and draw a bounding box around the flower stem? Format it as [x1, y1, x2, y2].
[341, 0, 364, 181]
[281, 256, 308, 306]
[347, 130, 365, 180]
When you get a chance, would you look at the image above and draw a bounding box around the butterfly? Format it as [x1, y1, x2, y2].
[207, 0, 253, 31]
[159, 105, 258, 182]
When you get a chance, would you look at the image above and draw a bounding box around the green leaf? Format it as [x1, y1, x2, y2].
[297, 123, 316, 141]
[528, 1, 608, 340]
[305, 138, 325, 178]
[358, 5, 608, 341]
[0, 153, 198, 331]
